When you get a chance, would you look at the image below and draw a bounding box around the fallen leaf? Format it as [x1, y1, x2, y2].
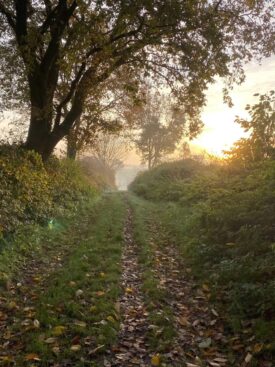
[70, 344, 81, 352]
[198, 338, 212, 349]
[88, 344, 105, 355]
[178, 316, 189, 327]
[107, 315, 115, 323]
[151, 354, 160, 366]
[90, 305, 97, 312]
[253, 343, 264, 353]
[96, 291, 105, 297]
[211, 308, 219, 317]
[75, 289, 84, 297]
[24, 353, 41, 361]
[74, 320, 87, 328]
[245, 353, 253, 363]
[52, 325, 66, 336]
[7, 301, 17, 310]
[33, 319, 40, 328]
[202, 284, 210, 292]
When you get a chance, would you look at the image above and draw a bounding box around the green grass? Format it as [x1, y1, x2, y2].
[6, 194, 127, 367]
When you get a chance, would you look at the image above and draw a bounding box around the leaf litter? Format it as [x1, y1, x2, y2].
[104, 208, 152, 366]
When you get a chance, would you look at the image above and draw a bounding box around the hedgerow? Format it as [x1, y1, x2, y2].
[0, 145, 98, 238]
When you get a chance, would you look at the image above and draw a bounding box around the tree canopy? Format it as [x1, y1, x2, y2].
[225, 91, 275, 166]
[0, 0, 274, 160]
[132, 91, 188, 168]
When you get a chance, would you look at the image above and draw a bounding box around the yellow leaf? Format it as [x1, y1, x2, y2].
[52, 325, 66, 336]
[202, 284, 210, 292]
[74, 320, 87, 328]
[151, 354, 160, 366]
[70, 344, 81, 352]
[7, 301, 17, 310]
[90, 305, 97, 313]
[107, 315, 115, 323]
[253, 343, 263, 353]
[0, 356, 14, 362]
[99, 272, 106, 278]
[125, 287, 133, 293]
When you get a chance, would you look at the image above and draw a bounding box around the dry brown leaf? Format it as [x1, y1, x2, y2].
[24, 353, 41, 361]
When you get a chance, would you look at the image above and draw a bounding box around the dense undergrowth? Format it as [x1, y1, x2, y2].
[130, 159, 275, 353]
[0, 145, 99, 236]
[0, 145, 102, 283]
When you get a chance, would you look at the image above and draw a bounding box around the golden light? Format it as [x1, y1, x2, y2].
[191, 111, 246, 157]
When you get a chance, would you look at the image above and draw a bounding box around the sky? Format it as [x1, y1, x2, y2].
[124, 55, 275, 164]
[190, 56, 275, 157]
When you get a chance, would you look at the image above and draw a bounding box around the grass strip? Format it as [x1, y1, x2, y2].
[11, 193, 126, 367]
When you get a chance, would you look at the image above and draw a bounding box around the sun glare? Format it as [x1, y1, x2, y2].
[192, 111, 247, 157]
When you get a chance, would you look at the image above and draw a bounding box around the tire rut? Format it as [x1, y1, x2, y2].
[105, 207, 152, 367]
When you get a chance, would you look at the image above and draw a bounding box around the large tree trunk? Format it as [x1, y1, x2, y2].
[25, 116, 51, 157]
[25, 75, 84, 161]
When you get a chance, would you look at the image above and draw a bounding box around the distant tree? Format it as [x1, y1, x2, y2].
[0, 1, 274, 160]
[179, 141, 192, 159]
[88, 133, 129, 172]
[225, 91, 275, 166]
[66, 74, 142, 160]
[133, 93, 192, 168]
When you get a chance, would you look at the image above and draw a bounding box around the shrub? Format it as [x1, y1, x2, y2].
[130, 158, 275, 344]
[0, 145, 98, 238]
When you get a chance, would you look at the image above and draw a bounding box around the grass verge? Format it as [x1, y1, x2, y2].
[1, 193, 127, 367]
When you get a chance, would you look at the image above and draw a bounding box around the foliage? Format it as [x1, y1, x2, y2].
[0, 1, 274, 159]
[132, 91, 196, 168]
[65, 74, 141, 159]
[225, 91, 275, 166]
[130, 158, 275, 349]
[129, 158, 208, 200]
[0, 145, 97, 237]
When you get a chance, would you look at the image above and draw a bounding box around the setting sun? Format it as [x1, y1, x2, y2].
[191, 56, 275, 157]
[191, 111, 246, 156]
